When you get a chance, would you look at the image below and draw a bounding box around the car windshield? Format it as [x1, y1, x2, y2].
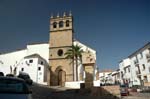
[0, 79, 25, 93]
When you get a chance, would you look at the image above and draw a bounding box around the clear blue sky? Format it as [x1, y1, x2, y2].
[0, 0, 150, 70]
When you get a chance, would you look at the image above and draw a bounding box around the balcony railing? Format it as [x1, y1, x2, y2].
[136, 71, 141, 75]
[134, 60, 139, 65]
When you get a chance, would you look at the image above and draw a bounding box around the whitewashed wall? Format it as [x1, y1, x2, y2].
[0, 50, 26, 75]
[74, 40, 97, 81]
[27, 43, 49, 62]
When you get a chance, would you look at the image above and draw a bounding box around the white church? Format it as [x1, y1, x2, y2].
[0, 41, 97, 86]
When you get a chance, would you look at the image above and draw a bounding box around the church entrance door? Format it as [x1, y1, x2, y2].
[58, 70, 66, 86]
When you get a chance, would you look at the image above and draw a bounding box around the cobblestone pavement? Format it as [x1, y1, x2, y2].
[31, 84, 121, 99]
[121, 92, 150, 99]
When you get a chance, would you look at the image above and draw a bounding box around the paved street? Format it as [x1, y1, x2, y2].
[121, 92, 150, 99]
[31, 84, 120, 99]
[31, 84, 150, 99]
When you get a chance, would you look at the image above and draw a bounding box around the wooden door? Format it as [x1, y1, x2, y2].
[58, 70, 66, 86]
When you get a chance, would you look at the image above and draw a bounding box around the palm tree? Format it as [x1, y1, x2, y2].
[65, 44, 84, 81]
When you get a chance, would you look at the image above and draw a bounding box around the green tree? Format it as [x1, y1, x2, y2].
[65, 44, 84, 81]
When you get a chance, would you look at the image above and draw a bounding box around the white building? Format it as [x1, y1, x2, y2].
[129, 42, 150, 86]
[119, 42, 150, 87]
[99, 69, 112, 85]
[0, 43, 49, 85]
[119, 58, 132, 86]
[17, 54, 49, 85]
[111, 69, 120, 85]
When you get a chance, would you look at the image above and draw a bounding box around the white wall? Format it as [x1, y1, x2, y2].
[74, 41, 96, 60]
[119, 58, 132, 85]
[130, 49, 150, 85]
[74, 40, 97, 81]
[17, 57, 48, 85]
[0, 43, 49, 85]
[0, 50, 26, 75]
[27, 43, 49, 62]
[17, 58, 38, 82]
[0, 43, 49, 75]
[65, 81, 84, 89]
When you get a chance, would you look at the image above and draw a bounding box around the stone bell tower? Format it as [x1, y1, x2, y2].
[49, 12, 74, 86]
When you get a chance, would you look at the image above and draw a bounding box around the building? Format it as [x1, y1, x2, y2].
[48, 12, 97, 87]
[0, 43, 49, 85]
[17, 54, 49, 85]
[0, 12, 97, 87]
[119, 58, 132, 86]
[119, 42, 150, 87]
[99, 69, 113, 85]
[129, 42, 150, 86]
[0, 43, 49, 84]
[111, 69, 120, 85]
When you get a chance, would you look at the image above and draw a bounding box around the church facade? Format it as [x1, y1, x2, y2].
[48, 12, 97, 87]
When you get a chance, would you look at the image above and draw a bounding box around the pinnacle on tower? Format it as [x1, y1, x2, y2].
[63, 12, 66, 17]
[51, 13, 53, 18]
[69, 11, 72, 16]
[57, 13, 59, 18]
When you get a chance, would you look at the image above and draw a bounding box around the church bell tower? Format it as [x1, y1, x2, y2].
[49, 12, 74, 86]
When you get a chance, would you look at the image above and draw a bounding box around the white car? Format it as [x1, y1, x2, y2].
[0, 76, 32, 99]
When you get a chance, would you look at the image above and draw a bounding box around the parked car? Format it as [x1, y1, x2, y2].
[0, 76, 32, 99]
[0, 72, 4, 76]
[120, 84, 129, 96]
[17, 73, 33, 85]
[6, 74, 15, 77]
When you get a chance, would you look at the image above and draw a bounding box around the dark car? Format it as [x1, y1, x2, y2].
[18, 73, 33, 85]
[0, 72, 4, 76]
[120, 84, 129, 96]
[0, 76, 32, 99]
[6, 74, 15, 77]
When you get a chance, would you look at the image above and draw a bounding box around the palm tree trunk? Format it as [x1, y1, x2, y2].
[73, 57, 75, 81]
[75, 56, 78, 81]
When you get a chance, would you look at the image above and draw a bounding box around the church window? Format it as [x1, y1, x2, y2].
[59, 21, 64, 28]
[66, 20, 69, 27]
[53, 22, 57, 28]
[57, 49, 63, 56]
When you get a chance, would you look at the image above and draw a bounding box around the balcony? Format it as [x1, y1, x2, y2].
[136, 71, 141, 76]
[134, 61, 139, 66]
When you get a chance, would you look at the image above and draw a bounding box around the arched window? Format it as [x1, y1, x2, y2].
[59, 21, 64, 28]
[66, 20, 69, 27]
[53, 22, 57, 28]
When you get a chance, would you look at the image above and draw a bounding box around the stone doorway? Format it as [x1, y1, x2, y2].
[58, 70, 66, 86]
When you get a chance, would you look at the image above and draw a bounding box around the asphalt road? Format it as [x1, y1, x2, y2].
[121, 92, 150, 99]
